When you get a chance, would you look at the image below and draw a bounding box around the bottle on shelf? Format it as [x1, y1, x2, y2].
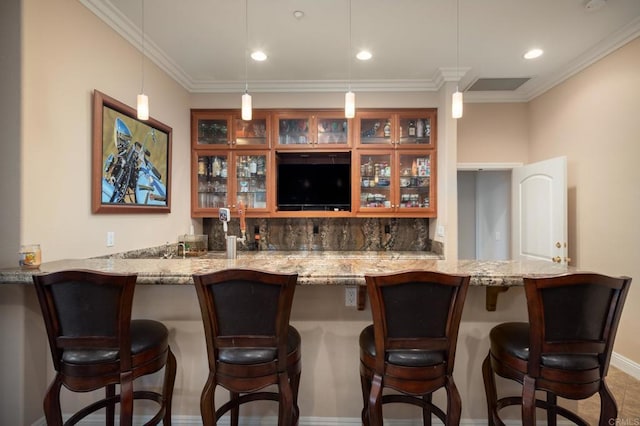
[383, 121, 391, 138]
[408, 121, 416, 137]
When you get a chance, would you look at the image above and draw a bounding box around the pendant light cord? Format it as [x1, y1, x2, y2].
[348, 0, 352, 92]
[245, 0, 249, 93]
[456, 0, 460, 92]
[141, 0, 145, 94]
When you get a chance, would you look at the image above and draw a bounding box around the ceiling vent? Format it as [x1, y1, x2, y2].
[466, 78, 531, 92]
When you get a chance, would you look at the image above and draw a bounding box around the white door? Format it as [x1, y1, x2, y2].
[511, 156, 568, 263]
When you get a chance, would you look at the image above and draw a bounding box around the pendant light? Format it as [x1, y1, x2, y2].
[137, 0, 149, 120]
[344, 0, 355, 119]
[241, 0, 252, 121]
[451, 0, 463, 119]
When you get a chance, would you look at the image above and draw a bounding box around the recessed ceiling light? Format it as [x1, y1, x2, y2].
[523, 48, 543, 60]
[293, 10, 304, 19]
[251, 51, 267, 61]
[356, 50, 372, 61]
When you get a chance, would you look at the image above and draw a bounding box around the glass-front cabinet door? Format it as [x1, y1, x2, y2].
[192, 151, 270, 217]
[195, 114, 231, 147]
[355, 109, 437, 147]
[275, 111, 350, 148]
[234, 152, 269, 211]
[397, 111, 435, 146]
[356, 152, 394, 211]
[232, 112, 269, 147]
[193, 110, 269, 149]
[397, 151, 435, 213]
[193, 152, 230, 215]
[315, 112, 350, 146]
[356, 111, 394, 146]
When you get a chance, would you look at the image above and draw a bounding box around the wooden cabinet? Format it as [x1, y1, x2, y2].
[192, 110, 270, 149]
[274, 110, 351, 149]
[191, 150, 270, 218]
[190, 108, 436, 218]
[355, 109, 435, 148]
[191, 110, 272, 217]
[353, 109, 437, 217]
[354, 150, 435, 216]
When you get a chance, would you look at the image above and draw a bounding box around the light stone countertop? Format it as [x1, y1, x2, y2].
[0, 251, 573, 287]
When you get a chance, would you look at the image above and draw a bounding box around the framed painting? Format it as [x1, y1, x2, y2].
[92, 90, 172, 213]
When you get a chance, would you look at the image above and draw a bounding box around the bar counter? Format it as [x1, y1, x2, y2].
[0, 251, 571, 287]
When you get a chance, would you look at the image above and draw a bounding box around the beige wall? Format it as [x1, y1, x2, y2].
[458, 102, 529, 164]
[22, 0, 193, 262]
[528, 36, 640, 362]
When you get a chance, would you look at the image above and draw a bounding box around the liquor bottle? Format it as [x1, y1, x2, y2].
[383, 121, 391, 138]
[408, 121, 416, 137]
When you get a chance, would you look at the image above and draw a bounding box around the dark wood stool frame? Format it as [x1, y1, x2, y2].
[360, 270, 470, 426]
[193, 269, 301, 426]
[483, 273, 632, 426]
[33, 269, 176, 426]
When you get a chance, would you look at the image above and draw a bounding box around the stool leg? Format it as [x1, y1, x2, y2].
[599, 380, 618, 426]
[546, 391, 557, 426]
[522, 375, 537, 426]
[290, 369, 301, 426]
[277, 372, 294, 426]
[230, 391, 240, 426]
[360, 368, 372, 426]
[119, 370, 134, 426]
[482, 353, 498, 426]
[163, 347, 177, 425]
[422, 393, 432, 426]
[43, 374, 64, 426]
[445, 376, 462, 426]
[200, 375, 217, 426]
[368, 374, 384, 426]
[106, 383, 116, 426]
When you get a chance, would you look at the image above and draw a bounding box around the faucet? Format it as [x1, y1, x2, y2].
[220, 201, 247, 259]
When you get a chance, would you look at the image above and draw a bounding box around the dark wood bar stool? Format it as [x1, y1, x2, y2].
[482, 273, 632, 426]
[359, 270, 470, 426]
[193, 269, 301, 426]
[33, 269, 176, 426]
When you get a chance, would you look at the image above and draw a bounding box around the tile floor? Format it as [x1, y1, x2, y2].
[577, 366, 640, 424]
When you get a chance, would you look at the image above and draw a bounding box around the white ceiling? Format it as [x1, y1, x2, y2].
[81, 0, 640, 102]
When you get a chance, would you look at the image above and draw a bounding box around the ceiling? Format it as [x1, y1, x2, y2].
[81, 0, 640, 102]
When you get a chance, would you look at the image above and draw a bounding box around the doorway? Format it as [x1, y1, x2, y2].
[457, 170, 511, 260]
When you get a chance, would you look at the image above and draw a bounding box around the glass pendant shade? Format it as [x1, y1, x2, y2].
[137, 93, 149, 120]
[241, 92, 252, 121]
[452, 90, 463, 119]
[345, 91, 355, 118]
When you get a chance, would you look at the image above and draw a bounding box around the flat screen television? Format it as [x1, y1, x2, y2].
[277, 153, 351, 211]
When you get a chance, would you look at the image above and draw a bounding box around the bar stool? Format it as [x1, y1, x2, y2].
[359, 270, 470, 426]
[33, 269, 176, 426]
[482, 273, 632, 426]
[193, 269, 301, 426]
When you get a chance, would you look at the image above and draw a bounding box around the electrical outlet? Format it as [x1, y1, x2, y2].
[345, 287, 357, 307]
[106, 231, 115, 247]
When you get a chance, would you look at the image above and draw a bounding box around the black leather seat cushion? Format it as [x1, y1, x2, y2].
[62, 319, 168, 365]
[490, 322, 600, 370]
[219, 325, 301, 365]
[360, 324, 445, 367]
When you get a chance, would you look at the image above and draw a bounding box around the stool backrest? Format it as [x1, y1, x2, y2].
[524, 273, 631, 377]
[193, 269, 298, 371]
[365, 270, 470, 373]
[33, 269, 138, 372]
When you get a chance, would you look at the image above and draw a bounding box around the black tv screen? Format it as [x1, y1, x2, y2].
[277, 155, 351, 211]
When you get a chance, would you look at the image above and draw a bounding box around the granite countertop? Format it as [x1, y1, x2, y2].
[0, 251, 572, 287]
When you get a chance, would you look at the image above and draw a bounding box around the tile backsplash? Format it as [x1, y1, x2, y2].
[203, 217, 441, 254]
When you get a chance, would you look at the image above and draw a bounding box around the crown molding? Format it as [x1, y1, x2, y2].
[80, 0, 640, 99]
